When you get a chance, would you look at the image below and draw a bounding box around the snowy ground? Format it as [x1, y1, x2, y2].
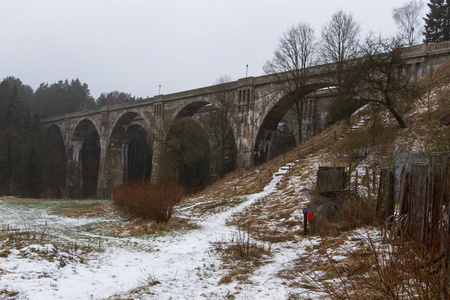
[0, 110, 390, 300]
[0, 165, 329, 300]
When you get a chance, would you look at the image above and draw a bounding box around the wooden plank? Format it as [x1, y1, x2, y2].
[316, 166, 348, 193]
[377, 168, 395, 221]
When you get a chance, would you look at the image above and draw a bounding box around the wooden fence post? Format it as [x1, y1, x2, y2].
[366, 167, 370, 198]
[376, 168, 395, 222]
[372, 168, 376, 195]
[303, 210, 308, 235]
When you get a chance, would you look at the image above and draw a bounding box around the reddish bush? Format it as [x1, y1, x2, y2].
[113, 182, 184, 223]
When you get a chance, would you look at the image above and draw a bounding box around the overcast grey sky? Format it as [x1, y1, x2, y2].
[0, 0, 425, 99]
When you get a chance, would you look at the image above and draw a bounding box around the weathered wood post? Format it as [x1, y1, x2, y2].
[303, 209, 308, 235]
[316, 166, 348, 193]
[308, 212, 314, 234]
[366, 167, 370, 198]
[372, 168, 377, 195]
[376, 168, 395, 222]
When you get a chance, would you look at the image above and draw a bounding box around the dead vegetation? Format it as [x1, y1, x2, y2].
[113, 182, 184, 223]
[184, 60, 450, 292]
[85, 216, 199, 237]
[308, 192, 379, 236]
[182, 119, 346, 207]
[215, 225, 273, 285]
[0, 288, 19, 299]
[284, 228, 449, 299]
[51, 202, 115, 219]
[179, 197, 246, 219]
[0, 224, 101, 265]
[0, 56, 448, 299]
[227, 195, 302, 243]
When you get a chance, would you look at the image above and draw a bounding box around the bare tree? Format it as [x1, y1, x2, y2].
[201, 75, 237, 179]
[393, 0, 424, 46]
[320, 10, 362, 122]
[424, 60, 436, 117]
[356, 36, 419, 128]
[160, 117, 210, 191]
[263, 22, 317, 143]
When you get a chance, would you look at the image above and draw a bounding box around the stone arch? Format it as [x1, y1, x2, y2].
[253, 83, 331, 165]
[165, 101, 211, 190]
[43, 123, 64, 139]
[105, 111, 153, 194]
[172, 101, 221, 153]
[67, 118, 101, 198]
[43, 124, 67, 198]
[173, 99, 238, 144]
[69, 117, 101, 145]
[171, 100, 212, 121]
[163, 100, 237, 191]
[170, 99, 237, 143]
[192, 103, 238, 180]
[108, 109, 151, 134]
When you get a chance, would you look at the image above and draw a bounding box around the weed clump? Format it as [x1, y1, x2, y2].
[309, 192, 379, 236]
[113, 182, 184, 223]
[0, 288, 19, 299]
[288, 230, 449, 299]
[216, 225, 273, 285]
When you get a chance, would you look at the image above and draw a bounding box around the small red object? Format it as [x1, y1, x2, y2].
[307, 213, 313, 221]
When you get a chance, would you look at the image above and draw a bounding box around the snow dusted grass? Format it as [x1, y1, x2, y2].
[0, 166, 323, 299]
[0, 149, 416, 299]
[1, 69, 448, 298]
[227, 152, 322, 243]
[1, 159, 369, 299]
[279, 228, 384, 298]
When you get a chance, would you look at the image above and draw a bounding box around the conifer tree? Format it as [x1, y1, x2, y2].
[423, 0, 450, 43]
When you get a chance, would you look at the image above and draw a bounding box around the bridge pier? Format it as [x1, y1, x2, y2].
[66, 140, 84, 198]
[97, 139, 109, 199]
[236, 139, 253, 169]
[102, 146, 124, 198]
[150, 140, 162, 184]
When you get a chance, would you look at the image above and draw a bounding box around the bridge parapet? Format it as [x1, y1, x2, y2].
[402, 41, 450, 63]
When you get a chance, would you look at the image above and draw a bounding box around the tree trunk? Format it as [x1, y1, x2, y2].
[295, 100, 303, 144]
[388, 105, 407, 128]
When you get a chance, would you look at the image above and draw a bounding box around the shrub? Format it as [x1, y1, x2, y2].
[215, 225, 273, 284]
[290, 229, 449, 299]
[309, 192, 379, 236]
[113, 182, 184, 223]
[228, 225, 272, 260]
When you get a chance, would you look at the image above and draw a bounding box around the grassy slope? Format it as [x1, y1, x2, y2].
[184, 60, 450, 206]
[180, 61, 450, 288]
[184, 59, 450, 229]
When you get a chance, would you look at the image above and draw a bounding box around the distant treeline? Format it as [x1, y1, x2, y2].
[0, 76, 141, 198]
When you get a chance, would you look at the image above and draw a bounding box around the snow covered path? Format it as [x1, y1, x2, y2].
[0, 166, 303, 299]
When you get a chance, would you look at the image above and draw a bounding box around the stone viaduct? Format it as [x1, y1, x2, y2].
[41, 42, 450, 199]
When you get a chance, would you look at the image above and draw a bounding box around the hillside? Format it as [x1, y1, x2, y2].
[178, 60, 450, 297]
